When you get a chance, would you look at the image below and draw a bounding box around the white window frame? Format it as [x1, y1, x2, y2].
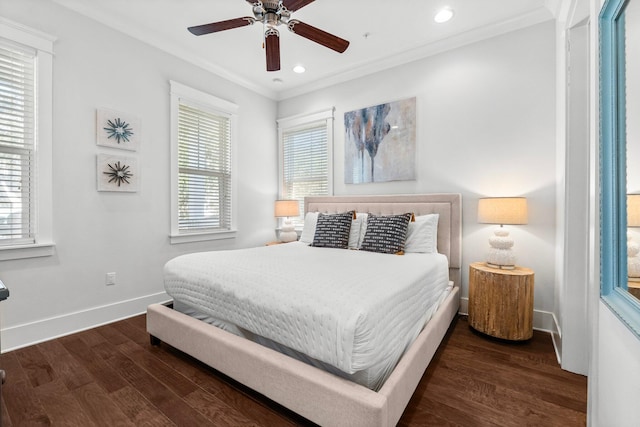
[0, 18, 55, 260]
[169, 80, 238, 244]
[277, 108, 334, 228]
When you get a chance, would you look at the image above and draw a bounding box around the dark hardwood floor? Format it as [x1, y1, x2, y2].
[0, 315, 587, 426]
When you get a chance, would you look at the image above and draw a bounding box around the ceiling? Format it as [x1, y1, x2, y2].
[52, 0, 555, 100]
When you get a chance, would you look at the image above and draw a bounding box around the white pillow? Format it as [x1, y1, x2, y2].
[299, 212, 319, 244]
[404, 214, 439, 253]
[348, 216, 363, 249]
[300, 211, 362, 249]
[356, 212, 368, 248]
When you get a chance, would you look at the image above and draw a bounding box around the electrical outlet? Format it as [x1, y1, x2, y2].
[105, 272, 116, 286]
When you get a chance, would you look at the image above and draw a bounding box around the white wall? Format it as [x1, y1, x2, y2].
[0, 0, 278, 350]
[278, 21, 557, 325]
[593, 303, 640, 426]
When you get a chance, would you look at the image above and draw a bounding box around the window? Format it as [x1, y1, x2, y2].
[0, 43, 34, 244]
[0, 20, 55, 260]
[169, 81, 237, 244]
[278, 109, 334, 227]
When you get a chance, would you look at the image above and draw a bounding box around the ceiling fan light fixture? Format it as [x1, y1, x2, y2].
[434, 7, 454, 23]
[293, 65, 306, 73]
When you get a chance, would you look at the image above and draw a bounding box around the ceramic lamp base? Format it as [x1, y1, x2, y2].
[486, 228, 517, 269]
[279, 220, 298, 243]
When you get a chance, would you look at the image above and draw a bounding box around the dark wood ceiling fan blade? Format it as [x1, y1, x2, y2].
[287, 20, 349, 53]
[282, 0, 315, 12]
[265, 31, 281, 71]
[188, 17, 254, 36]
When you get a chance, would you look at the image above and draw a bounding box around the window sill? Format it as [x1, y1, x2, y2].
[0, 242, 55, 261]
[170, 230, 237, 245]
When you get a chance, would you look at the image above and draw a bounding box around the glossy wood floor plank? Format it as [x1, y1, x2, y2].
[0, 399, 13, 427]
[37, 340, 93, 391]
[3, 379, 51, 426]
[14, 345, 55, 388]
[59, 334, 129, 394]
[1, 315, 587, 426]
[109, 385, 176, 427]
[71, 381, 137, 427]
[93, 330, 220, 427]
[34, 378, 97, 426]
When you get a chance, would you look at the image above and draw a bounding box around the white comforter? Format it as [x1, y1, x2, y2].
[164, 242, 450, 381]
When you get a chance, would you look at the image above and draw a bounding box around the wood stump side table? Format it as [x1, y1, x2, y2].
[468, 262, 534, 341]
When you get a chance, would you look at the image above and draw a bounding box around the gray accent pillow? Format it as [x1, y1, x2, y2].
[311, 211, 355, 249]
[360, 213, 413, 254]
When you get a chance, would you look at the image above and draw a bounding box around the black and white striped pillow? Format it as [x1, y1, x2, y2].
[311, 211, 355, 249]
[360, 213, 413, 254]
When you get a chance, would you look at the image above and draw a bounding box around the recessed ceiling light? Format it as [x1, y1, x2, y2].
[434, 7, 454, 23]
[293, 65, 306, 74]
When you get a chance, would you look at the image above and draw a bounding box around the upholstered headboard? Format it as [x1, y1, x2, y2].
[305, 194, 462, 288]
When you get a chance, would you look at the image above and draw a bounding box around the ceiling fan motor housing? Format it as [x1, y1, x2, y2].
[254, 1, 290, 26]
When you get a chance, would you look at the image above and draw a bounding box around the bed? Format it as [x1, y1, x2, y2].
[147, 193, 462, 426]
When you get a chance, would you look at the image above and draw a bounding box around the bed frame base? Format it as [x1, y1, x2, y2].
[147, 286, 459, 427]
[148, 193, 462, 426]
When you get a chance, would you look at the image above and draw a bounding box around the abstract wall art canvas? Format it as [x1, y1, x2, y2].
[344, 97, 416, 184]
[97, 154, 139, 192]
[96, 108, 140, 151]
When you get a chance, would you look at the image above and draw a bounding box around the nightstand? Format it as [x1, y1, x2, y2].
[468, 262, 534, 341]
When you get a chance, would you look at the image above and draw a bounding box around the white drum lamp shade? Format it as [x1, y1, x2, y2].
[478, 197, 528, 269]
[627, 194, 640, 281]
[275, 200, 300, 242]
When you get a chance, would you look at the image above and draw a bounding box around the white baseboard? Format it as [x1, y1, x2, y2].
[459, 297, 560, 334]
[2, 291, 171, 352]
[549, 311, 562, 364]
[459, 296, 469, 315]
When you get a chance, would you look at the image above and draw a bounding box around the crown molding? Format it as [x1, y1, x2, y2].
[277, 7, 554, 100]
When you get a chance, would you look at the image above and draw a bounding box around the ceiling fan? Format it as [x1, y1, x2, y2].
[188, 0, 350, 72]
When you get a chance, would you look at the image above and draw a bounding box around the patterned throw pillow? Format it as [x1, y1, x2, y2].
[360, 213, 413, 254]
[311, 211, 355, 249]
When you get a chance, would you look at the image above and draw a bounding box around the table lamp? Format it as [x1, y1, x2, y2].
[275, 200, 300, 243]
[478, 197, 528, 269]
[627, 194, 640, 281]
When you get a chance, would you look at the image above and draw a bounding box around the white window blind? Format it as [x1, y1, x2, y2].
[281, 119, 329, 225]
[177, 102, 232, 233]
[0, 42, 35, 245]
